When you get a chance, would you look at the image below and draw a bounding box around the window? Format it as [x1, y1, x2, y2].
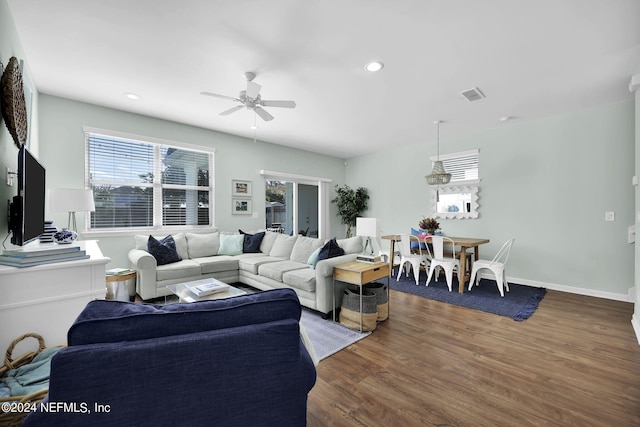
[85, 128, 214, 231]
[430, 149, 479, 183]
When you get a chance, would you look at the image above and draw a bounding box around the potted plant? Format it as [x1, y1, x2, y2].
[419, 217, 440, 235]
[331, 185, 369, 237]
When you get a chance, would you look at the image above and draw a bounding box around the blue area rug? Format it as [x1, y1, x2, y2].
[390, 270, 546, 321]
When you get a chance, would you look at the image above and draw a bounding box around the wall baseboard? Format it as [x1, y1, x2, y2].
[481, 274, 635, 302]
[632, 314, 640, 346]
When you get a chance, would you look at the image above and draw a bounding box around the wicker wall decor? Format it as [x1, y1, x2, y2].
[0, 56, 28, 148]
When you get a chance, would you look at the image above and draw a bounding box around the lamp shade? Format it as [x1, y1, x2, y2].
[356, 217, 378, 238]
[49, 188, 95, 213]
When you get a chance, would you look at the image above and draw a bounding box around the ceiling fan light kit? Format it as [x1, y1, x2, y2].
[200, 71, 296, 122]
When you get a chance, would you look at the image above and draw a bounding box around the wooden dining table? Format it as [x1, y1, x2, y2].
[381, 234, 490, 293]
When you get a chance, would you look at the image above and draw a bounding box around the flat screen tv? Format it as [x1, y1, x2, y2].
[8, 145, 46, 246]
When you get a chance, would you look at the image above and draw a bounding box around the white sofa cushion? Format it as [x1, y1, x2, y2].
[269, 234, 298, 258]
[193, 256, 239, 274]
[156, 259, 202, 281]
[238, 255, 286, 275]
[337, 236, 363, 254]
[260, 231, 279, 254]
[186, 232, 220, 258]
[289, 236, 324, 264]
[258, 260, 306, 282]
[282, 268, 316, 292]
[136, 233, 189, 260]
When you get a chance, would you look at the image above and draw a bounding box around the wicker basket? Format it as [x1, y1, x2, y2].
[339, 287, 378, 331]
[0, 333, 50, 427]
[366, 282, 389, 321]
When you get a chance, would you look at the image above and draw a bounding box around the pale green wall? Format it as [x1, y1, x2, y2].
[37, 94, 346, 268]
[346, 101, 635, 299]
[0, 0, 39, 237]
[634, 70, 640, 331]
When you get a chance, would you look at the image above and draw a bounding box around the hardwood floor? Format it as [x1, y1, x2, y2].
[307, 289, 640, 426]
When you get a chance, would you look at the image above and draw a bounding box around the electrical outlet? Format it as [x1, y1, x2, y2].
[6, 167, 15, 186]
[605, 212, 615, 221]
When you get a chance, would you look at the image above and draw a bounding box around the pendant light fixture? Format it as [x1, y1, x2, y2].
[425, 120, 451, 186]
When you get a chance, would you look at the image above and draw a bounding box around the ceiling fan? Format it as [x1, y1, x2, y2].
[200, 72, 296, 121]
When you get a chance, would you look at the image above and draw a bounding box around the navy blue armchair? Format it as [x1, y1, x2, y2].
[22, 289, 316, 427]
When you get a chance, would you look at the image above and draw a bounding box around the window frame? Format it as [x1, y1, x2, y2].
[83, 127, 215, 236]
[429, 148, 479, 184]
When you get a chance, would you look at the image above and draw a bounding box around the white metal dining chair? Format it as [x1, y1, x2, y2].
[468, 238, 515, 297]
[396, 234, 428, 286]
[425, 235, 460, 292]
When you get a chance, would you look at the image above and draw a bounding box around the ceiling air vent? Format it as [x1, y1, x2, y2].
[460, 87, 485, 102]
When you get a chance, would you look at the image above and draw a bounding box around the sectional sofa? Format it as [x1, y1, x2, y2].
[22, 288, 316, 426]
[127, 230, 363, 314]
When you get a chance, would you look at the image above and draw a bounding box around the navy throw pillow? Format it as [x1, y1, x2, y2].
[317, 237, 345, 261]
[239, 230, 265, 253]
[147, 235, 182, 265]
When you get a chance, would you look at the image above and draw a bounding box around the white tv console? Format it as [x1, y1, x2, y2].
[0, 240, 110, 353]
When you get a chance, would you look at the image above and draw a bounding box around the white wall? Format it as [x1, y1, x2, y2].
[0, 0, 40, 236]
[633, 70, 640, 342]
[37, 94, 347, 268]
[346, 101, 636, 300]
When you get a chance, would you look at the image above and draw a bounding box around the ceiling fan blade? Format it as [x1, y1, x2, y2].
[261, 100, 296, 108]
[246, 81, 261, 99]
[219, 105, 244, 116]
[201, 91, 239, 102]
[254, 106, 274, 121]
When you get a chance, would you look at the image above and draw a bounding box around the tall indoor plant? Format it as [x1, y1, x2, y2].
[331, 185, 369, 238]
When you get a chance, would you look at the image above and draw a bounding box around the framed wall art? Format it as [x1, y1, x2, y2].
[232, 198, 252, 215]
[231, 179, 252, 197]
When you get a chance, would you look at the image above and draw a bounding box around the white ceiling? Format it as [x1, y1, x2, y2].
[7, 0, 640, 158]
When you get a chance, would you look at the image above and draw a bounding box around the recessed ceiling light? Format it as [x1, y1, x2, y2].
[365, 61, 384, 72]
[124, 93, 140, 100]
[249, 125, 259, 130]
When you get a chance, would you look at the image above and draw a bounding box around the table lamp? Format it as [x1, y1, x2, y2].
[356, 217, 380, 263]
[49, 188, 96, 232]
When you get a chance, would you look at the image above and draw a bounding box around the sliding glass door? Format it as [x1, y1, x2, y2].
[262, 171, 330, 239]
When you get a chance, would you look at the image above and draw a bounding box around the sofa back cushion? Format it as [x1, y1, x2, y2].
[260, 231, 279, 254]
[290, 235, 324, 264]
[68, 289, 302, 346]
[136, 233, 188, 260]
[269, 234, 298, 258]
[337, 236, 363, 254]
[186, 232, 220, 258]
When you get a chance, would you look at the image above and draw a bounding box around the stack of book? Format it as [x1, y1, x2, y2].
[39, 221, 57, 243]
[0, 245, 89, 267]
[185, 279, 229, 298]
[106, 267, 134, 276]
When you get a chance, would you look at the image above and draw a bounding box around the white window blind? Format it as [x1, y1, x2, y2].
[85, 130, 214, 230]
[430, 149, 479, 182]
